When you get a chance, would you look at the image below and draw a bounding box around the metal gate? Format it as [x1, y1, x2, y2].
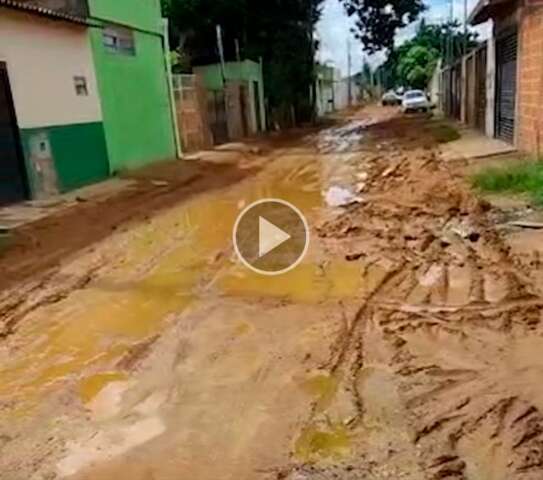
[0, 62, 27, 205]
[443, 62, 462, 121]
[451, 62, 462, 120]
[496, 29, 518, 143]
[466, 44, 488, 132]
[466, 54, 477, 126]
[475, 45, 487, 132]
[208, 90, 228, 145]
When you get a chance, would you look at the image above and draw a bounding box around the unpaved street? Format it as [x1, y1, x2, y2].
[1, 108, 543, 480]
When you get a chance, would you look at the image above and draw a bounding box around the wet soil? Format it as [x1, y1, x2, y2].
[1, 107, 543, 480]
[0, 158, 258, 292]
[285, 111, 543, 480]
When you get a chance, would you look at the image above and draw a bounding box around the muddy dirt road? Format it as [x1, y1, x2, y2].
[1, 108, 543, 480]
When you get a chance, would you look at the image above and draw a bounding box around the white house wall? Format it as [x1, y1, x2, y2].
[334, 77, 360, 111]
[0, 9, 102, 128]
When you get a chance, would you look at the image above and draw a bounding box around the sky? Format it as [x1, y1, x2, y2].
[316, 0, 489, 76]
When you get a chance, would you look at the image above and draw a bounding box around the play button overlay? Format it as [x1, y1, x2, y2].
[259, 217, 291, 257]
[233, 199, 310, 275]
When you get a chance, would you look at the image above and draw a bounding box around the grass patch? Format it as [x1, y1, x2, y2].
[472, 160, 543, 205]
[428, 123, 461, 143]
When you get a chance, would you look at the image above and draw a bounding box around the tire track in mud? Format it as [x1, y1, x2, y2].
[283, 115, 543, 480]
[0, 265, 102, 338]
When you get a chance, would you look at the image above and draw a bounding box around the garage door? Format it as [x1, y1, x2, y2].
[495, 29, 518, 143]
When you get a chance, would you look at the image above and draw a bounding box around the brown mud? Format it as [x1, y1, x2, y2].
[284, 111, 543, 480]
[1, 107, 542, 480]
[0, 158, 259, 292]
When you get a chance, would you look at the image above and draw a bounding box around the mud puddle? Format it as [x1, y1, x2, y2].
[0, 124, 381, 480]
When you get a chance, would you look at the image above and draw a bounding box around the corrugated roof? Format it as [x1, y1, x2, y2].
[0, 0, 91, 25]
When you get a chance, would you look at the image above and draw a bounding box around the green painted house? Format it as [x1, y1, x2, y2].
[87, 0, 178, 173]
[194, 60, 266, 134]
[0, 0, 178, 205]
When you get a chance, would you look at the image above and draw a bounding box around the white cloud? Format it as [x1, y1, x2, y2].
[315, 0, 361, 75]
[316, 0, 492, 75]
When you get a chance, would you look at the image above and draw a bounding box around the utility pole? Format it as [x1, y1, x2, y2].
[464, 0, 469, 56]
[347, 37, 352, 107]
[309, 1, 316, 122]
[216, 25, 226, 86]
[448, 0, 454, 64]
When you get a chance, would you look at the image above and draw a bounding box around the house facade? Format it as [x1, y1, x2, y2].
[87, 0, 177, 172]
[456, 0, 543, 154]
[315, 64, 336, 117]
[0, 1, 108, 202]
[509, 0, 543, 153]
[194, 60, 267, 136]
[334, 74, 361, 111]
[0, 0, 178, 205]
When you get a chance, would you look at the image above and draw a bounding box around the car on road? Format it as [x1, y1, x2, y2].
[402, 90, 431, 113]
[381, 90, 402, 106]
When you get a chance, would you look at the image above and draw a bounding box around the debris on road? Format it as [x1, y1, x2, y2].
[508, 220, 543, 229]
[324, 186, 356, 207]
[324, 186, 364, 207]
[151, 180, 170, 187]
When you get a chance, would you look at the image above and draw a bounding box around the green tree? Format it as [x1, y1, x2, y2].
[377, 20, 480, 90]
[162, 0, 324, 125]
[397, 45, 439, 89]
[340, 0, 426, 53]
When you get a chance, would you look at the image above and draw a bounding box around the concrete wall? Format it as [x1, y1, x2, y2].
[428, 59, 442, 110]
[88, 0, 177, 172]
[0, 8, 108, 196]
[316, 80, 334, 116]
[315, 65, 334, 116]
[334, 73, 361, 111]
[486, 36, 496, 138]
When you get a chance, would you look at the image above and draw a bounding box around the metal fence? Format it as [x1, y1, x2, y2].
[440, 42, 488, 133]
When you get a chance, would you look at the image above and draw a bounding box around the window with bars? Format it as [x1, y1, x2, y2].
[103, 26, 136, 56]
[74, 76, 88, 96]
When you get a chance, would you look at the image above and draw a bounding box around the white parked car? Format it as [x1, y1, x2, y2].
[402, 90, 431, 113]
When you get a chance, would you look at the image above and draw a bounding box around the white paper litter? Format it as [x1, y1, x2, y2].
[325, 186, 357, 207]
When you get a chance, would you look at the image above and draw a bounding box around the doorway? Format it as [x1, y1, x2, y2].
[253, 81, 262, 132]
[0, 62, 28, 205]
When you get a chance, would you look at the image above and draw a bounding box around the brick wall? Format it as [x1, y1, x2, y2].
[517, 5, 543, 154]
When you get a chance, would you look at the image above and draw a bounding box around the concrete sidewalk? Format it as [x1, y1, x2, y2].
[0, 178, 137, 231]
[440, 124, 516, 161]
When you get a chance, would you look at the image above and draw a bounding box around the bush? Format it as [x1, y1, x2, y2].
[472, 161, 543, 204]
